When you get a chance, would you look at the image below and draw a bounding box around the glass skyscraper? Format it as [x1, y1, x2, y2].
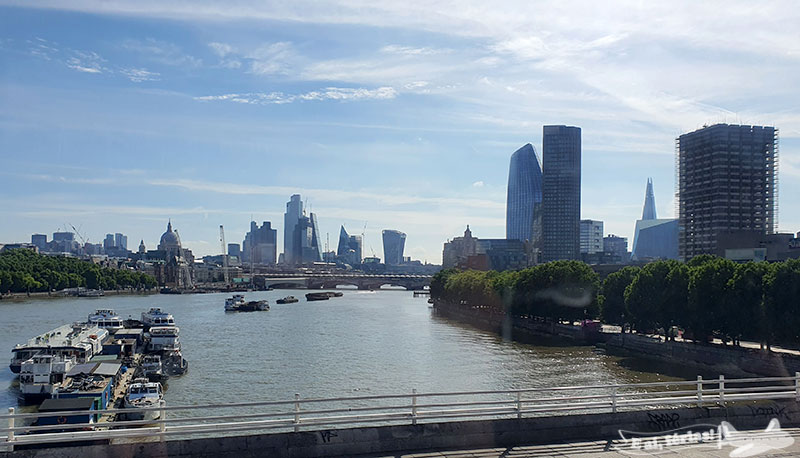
[382, 229, 406, 265]
[541, 125, 581, 262]
[505, 143, 543, 250]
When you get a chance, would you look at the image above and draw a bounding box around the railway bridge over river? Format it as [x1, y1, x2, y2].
[251, 273, 432, 290]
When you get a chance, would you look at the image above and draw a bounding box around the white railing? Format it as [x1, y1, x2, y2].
[3, 373, 799, 451]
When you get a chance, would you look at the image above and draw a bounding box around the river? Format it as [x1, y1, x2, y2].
[1, 289, 702, 411]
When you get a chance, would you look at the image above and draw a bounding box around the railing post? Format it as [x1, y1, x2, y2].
[795, 372, 799, 401]
[159, 400, 166, 437]
[516, 391, 522, 419]
[7, 407, 14, 451]
[697, 376, 703, 407]
[411, 389, 418, 425]
[294, 394, 300, 432]
[719, 375, 725, 407]
[612, 386, 617, 413]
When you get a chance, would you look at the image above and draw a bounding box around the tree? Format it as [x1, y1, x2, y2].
[599, 266, 639, 327]
[686, 257, 736, 343]
[624, 261, 676, 334]
[763, 259, 800, 347]
[726, 262, 771, 347]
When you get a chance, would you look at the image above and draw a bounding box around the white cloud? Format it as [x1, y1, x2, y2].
[247, 41, 295, 75]
[120, 67, 160, 82]
[65, 50, 106, 73]
[472, 181, 484, 188]
[194, 86, 397, 105]
[122, 38, 202, 67]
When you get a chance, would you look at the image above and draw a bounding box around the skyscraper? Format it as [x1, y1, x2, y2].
[677, 124, 777, 260]
[642, 178, 657, 220]
[283, 194, 303, 265]
[337, 225, 362, 265]
[242, 221, 277, 265]
[506, 143, 543, 250]
[542, 125, 581, 262]
[382, 229, 406, 265]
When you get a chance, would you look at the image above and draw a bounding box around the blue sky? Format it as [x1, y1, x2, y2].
[1, 1, 799, 263]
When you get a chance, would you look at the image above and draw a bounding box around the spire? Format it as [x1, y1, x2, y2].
[642, 178, 657, 220]
[167, 219, 173, 232]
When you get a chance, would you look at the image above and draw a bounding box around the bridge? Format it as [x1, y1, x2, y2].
[250, 273, 432, 290]
[3, 375, 800, 456]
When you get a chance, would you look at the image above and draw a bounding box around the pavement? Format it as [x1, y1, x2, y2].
[360, 427, 800, 458]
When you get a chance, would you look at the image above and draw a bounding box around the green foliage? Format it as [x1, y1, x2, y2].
[433, 260, 599, 322]
[433, 254, 800, 347]
[0, 248, 157, 294]
[599, 266, 639, 325]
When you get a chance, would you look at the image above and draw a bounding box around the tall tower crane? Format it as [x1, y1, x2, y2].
[219, 225, 230, 286]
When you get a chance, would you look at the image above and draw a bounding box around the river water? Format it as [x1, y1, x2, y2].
[1, 290, 701, 411]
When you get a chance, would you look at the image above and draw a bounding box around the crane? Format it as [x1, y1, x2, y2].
[219, 225, 230, 287]
[361, 221, 376, 258]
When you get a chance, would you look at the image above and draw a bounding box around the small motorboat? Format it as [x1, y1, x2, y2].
[276, 296, 299, 304]
[224, 294, 246, 312]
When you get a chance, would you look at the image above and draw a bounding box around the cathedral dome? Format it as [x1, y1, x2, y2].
[159, 220, 181, 250]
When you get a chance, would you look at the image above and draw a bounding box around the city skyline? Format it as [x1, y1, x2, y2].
[1, 2, 799, 263]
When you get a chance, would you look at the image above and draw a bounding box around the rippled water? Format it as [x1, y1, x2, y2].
[0, 289, 699, 412]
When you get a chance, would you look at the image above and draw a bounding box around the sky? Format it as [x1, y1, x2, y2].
[1, 1, 799, 263]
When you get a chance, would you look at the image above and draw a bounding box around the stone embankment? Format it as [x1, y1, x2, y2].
[433, 300, 800, 377]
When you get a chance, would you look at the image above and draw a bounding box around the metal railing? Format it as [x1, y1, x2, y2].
[3, 373, 799, 451]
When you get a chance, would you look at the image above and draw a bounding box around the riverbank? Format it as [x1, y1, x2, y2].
[433, 300, 800, 378]
[0, 289, 158, 302]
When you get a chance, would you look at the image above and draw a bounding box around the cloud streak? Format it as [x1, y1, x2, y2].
[194, 86, 398, 105]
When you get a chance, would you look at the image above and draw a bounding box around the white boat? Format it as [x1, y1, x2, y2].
[147, 326, 181, 352]
[123, 378, 163, 422]
[88, 309, 124, 332]
[10, 324, 108, 373]
[18, 354, 76, 403]
[141, 355, 166, 382]
[141, 308, 175, 328]
[224, 294, 246, 312]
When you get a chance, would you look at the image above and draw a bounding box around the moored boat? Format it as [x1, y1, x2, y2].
[162, 351, 188, 376]
[123, 378, 164, 422]
[141, 354, 167, 382]
[141, 308, 175, 328]
[18, 354, 76, 403]
[276, 296, 299, 304]
[88, 309, 124, 332]
[10, 323, 108, 373]
[147, 326, 180, 352]
[306, 291, 342, 301]
[224, 294, 246, 312]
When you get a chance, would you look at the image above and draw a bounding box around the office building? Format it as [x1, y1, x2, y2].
[506, 143, 543, 250]
[631, 179, 678, 261]
[51, 232, 77, 253]
[31, 234, 47, 251]
[677, 124, 777, 260]
[242, 221, 277, 265]
[382, 230, 406, 265]
[103, 234, 115, 251]
[283, 194, 303, 265]
[227, 243, 241, 258]
[542, 125, 581, 261]
[603, 235, 629, 263]
[114, 233, 128, 251]
[580, 220, 604, 255]
[337, 226, 362, 266]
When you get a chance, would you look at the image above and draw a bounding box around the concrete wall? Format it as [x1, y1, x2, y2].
[605, 333, 800, 377]
[5, 401, 800, 458]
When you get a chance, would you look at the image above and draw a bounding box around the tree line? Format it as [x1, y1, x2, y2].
[0, 248, 157, 294]
[430, 256, 800, 348]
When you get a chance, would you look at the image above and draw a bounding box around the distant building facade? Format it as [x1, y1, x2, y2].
[152, 220, 194, 289]
[227, 243, 241, 258]
[242, 221, 277, 265]
[542, 125, 581, 262]
[677, 124, 777, 260]
[382, 230, 406, 265]
[603, 235, 629, 263]
[580, 220, 604, 255]
[31, 234, 47, 251]
[631, 179, 678, 261]
[506, 143, 543, 254]
[283, 194, 303, 265]
[716, 230, 800, 262]
[443, 226, 532, 271]
[337, 226, 362, 266]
